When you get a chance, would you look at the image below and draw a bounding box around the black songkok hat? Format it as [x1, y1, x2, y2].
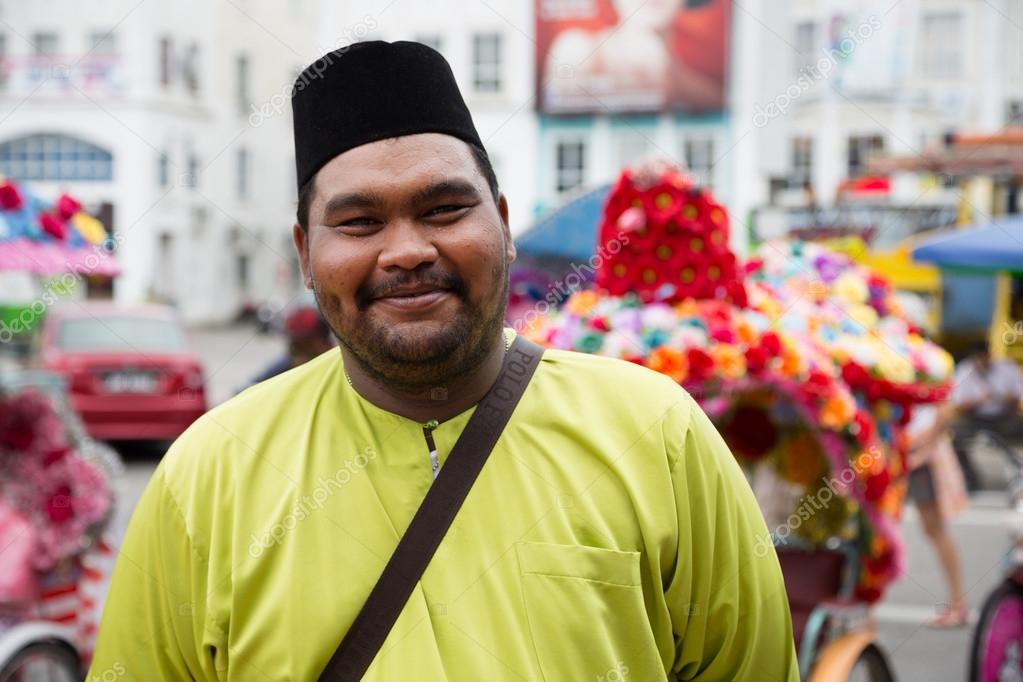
[291, 41, 484, 191]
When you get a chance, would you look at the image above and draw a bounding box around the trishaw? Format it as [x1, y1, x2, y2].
[520, 163, 955, 680]
[969, 431, 1023, 681]
[0, 367, 119, 680]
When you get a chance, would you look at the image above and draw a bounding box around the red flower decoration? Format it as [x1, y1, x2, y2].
[45, 484, 74, 524]
[594, 166, 745, 306]
[744, 345, 769, 375]
[855, 585, 882, 603]
[709, 326, 737, 344]
[686, 347, 715, 383]
[39, 213, 67, 241]
[54, 193, 82, 221]
[862, 467, 891, 502]
[803, 369, 833, 399]
[759, 331, 782, 357]
[0, 180, 24, 211]
[42, 446, 70, 467]
[852, 410, 874, 446]
[841, 361, 871, 390]
[725, 280, 749, 307]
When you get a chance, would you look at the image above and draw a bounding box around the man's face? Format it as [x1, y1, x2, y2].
[293, 134, 515, 391]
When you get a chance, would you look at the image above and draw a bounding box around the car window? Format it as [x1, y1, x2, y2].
[56, 317, 187, 353]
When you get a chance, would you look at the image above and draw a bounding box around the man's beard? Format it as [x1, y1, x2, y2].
[312, 265, 509, 393]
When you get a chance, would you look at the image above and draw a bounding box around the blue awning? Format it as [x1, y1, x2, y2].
[514, 185, 610, 262]
[912, 217, 1023, 273]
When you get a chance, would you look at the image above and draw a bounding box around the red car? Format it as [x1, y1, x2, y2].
[37, 303, 208, 441]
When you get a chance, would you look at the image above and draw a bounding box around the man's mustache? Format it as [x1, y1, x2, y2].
[355, 270, 467, 310]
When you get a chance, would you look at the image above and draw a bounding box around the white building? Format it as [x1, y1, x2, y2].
[7, 0, 1002, 323]
[767, 0, 1018, 221]
[0, 0, 320, 323]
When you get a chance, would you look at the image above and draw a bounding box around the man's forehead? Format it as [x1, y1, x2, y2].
[323, 134, 475, 172]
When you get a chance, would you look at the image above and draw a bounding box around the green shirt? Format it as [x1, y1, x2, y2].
[89, 332, 797, 681]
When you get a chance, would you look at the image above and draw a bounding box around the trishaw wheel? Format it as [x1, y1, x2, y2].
[0, 642, 80, 682]
[970, 579, 1023, 682]
[847, 643, 894, 682]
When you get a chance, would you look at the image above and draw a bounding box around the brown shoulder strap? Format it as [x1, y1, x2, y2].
[318, 335, 544, 681]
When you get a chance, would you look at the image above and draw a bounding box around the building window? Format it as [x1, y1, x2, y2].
[0, 34, 7, 90]
[186, 154, 200, 189]
[157, 150, 170, 188]
[237, 253, 250, 290]
[919, 12, 962, 78]
[790, 137, 813, 188]
[416, 35, 442, 54]
[555, 140, 585, 193]
[236, 147, 249, 199]
[683, 136, 715, 189]
[472, 33, 502, 93]
[33, 32, 59, 57]
[159, 36, 173, 86]
[0, 133, 113, 182]
[181, 43, 200, 95]
[89, 30, 117, 55]
[794, 21, 816, 75]
[236, 53, 250, 115]
[847, 134, 884, 178]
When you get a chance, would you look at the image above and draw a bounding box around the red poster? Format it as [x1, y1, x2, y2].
[536, 0, 731, 114]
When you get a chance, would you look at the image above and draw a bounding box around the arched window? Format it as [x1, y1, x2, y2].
[0, 133, 113, 181]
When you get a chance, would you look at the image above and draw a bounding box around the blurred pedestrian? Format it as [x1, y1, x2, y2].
[906, 401, 969, 628]
[950, 342, 1023, 490]
[247, 306, 334, 386]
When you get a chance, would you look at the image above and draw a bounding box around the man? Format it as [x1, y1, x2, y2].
[247, 306, 335, 387]
[90, 42, 796, 680]
[951, 341, 1023, 490]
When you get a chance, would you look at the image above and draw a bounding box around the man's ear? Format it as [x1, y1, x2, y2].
[498, 194, 516, 264]
[292, 224, 312, 289]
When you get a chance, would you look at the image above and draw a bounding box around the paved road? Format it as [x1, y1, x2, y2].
[106, 324, 1009, 680]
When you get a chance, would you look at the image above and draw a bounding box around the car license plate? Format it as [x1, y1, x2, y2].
[103, 371, 157, 394]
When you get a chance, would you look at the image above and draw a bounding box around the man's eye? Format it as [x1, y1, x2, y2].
[425, 205, 468, 217]
[338, 217, 378, 227]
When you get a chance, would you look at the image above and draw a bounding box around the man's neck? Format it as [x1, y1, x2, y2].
[341, 333, 507, 424]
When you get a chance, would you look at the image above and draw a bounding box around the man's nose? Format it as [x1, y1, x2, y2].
[376, 219, 439, 271]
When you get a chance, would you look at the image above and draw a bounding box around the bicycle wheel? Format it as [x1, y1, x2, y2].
[847, 643, 895, 682]
[971, 580, 1023, 682]
[0, 641, 80, 682]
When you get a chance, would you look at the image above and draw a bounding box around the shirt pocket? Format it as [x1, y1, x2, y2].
[515, 542, 666, 682]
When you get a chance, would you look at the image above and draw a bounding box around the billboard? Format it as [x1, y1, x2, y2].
[536, 0, 731, 115]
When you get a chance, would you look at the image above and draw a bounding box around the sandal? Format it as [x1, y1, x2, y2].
[927, 605, 970, 629]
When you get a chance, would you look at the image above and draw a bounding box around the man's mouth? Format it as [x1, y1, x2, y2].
[372, 285, 453, 312]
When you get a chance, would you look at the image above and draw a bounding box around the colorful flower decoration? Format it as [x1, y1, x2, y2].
[524, 164, 955, 602]
[0, 388, 112, 573]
